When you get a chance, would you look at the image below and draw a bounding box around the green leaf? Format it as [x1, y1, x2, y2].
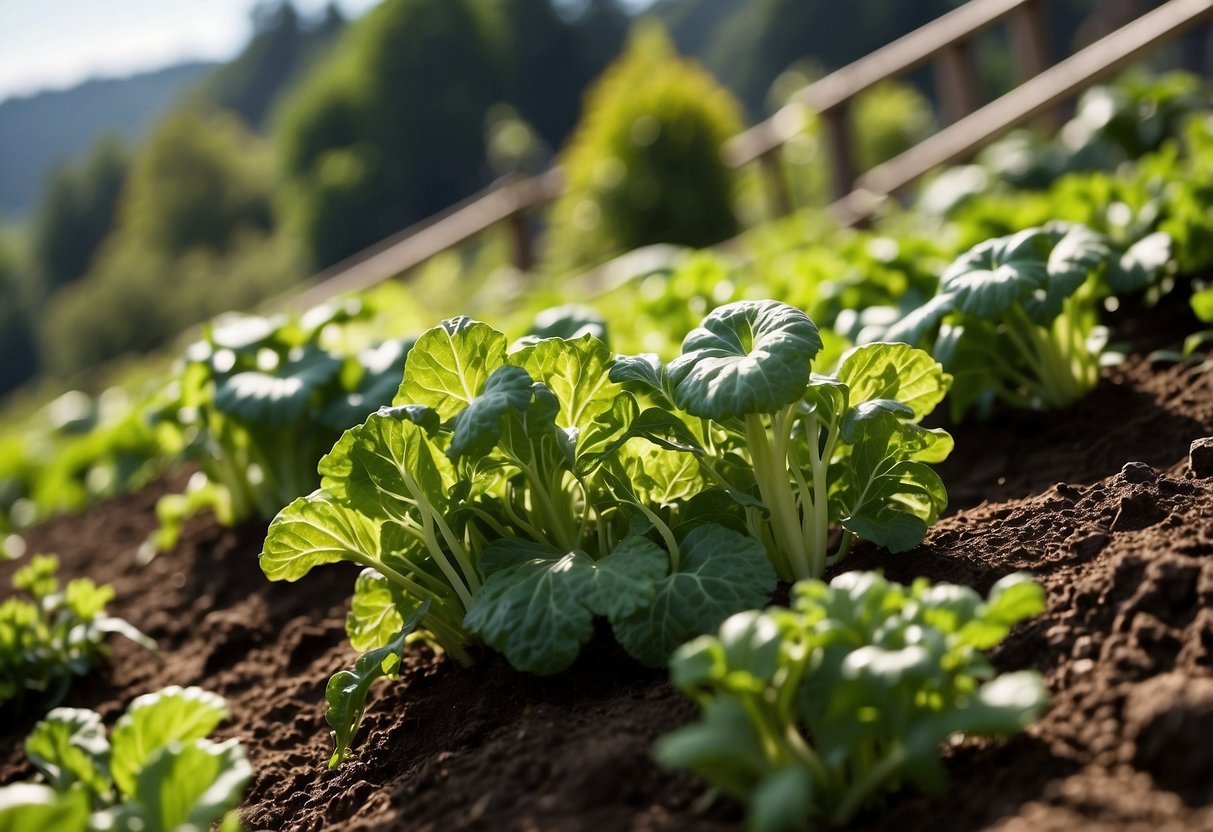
[749, 766, 815, 832]
[0, 784, 90, 832]
[884, 294, 955, 347]
[1108, 231, 1171, 293]
[836, 342, 952, 421]
[958, 572, 1047, 649]
[941, 228, 1050, 318]
[1192, 288, 1213, 323]
[511, 334, 621, 438]
[346, 413, 452, 523]
[666, 301, 822, 420]
[903, 671, 1048, 766]
[318, 339, 413, 432]
[652, 699, 770, 798]
[463, 540, 596, 675]
[833, 413, 950, 552]
[346, 568, 409, 653]
[121, 738, 251, 832]
[521, 304, 609, 345]
[24, 708, 112, 800]
[715, 610, 785, 688]
[583, 536, 669, 620]
[213, 348, 342, 427]
[260, 490, 379, 582]
[446, 366, 534, 460]
[608, 353, 668, 395]
[326, 601, 429, 769]
[110, 686, 231, 799]
[611, 524, 775, 666]
[394, 317, 506, 420]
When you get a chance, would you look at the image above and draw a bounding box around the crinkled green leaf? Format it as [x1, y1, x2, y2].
[621, 442, 709, 506]
[836, 342, 952, 421]
[213, 348, 342, 427]
[667, 301, 822, 420]
[464, 540, 596, 675]
[611, 524, 775, 666]
[446, 366, 534, 460]
[511, 334, 621, 438]
[940, 228, 1050, 318]
[326, 601, 429, 769]
[347, 413, 452, 522]
[583, 536, 668, 620]
[110, 686, 231, 800]
[394, 317, 506, 419]
[833, 413, 949, 553]
[24, 708, 111, 799]
[260, 489, 378, 581]
[347, 568, 412, 653]
[120, 737, 251, 832]
[608, 353, 668, 396]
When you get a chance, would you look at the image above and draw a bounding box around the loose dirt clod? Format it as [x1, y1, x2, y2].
[1188, 437, 1213, 477]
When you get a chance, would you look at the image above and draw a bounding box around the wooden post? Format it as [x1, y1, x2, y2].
[933, 41, 980, 125]
[759, 148, 794, 219]
[1009, 0, 1060, 128]
[506, 208, 534, 272]
[822, 101, 857, 203]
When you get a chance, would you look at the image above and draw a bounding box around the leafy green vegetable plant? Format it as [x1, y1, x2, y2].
[0, 686, 250, 832]
[886, 223, 1165, 418]
[0, 555, 155, 713]
[148, 299, 412, 553]
[657, 571, 1049, 832]
[261, 312, 781, 762]
[610, 299, 953, 581]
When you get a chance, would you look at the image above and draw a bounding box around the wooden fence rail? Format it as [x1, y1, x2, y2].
[281, 0, 1212, 312]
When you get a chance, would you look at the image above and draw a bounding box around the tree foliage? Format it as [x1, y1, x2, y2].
[546, 23, 744, 274]
[0, 230, 38, 395]
[39, 107, 295, 379]
[30, 138, 128, 298]
[274, 0, 506, 268]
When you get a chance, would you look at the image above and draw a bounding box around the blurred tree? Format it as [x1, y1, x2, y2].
[201, 1, 347, 130]
[490, 0, 627, 152]
[121, 107, 273, 255]
[39, 106, 294, 378]
[275, 0, 506, 268]
[0, 230, 38, 395]
[545, 22, 744, 273]
[30, 137, 128, 297]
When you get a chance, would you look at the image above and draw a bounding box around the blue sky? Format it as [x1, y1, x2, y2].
[0, 0, 656, 103]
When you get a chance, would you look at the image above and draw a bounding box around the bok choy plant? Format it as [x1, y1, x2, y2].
[261, 314, 779, 765]
[657, 571, 1048, 832]
[609, 299, 954, 581]
[1, 555, 155, 714]
[147, 299, 413, 555]
[885, 222, 1166, 418]
[0, 686, 250, 832]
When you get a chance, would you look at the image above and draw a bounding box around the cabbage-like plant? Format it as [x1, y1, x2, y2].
[886, 223, 1162, 417]
[611, 299, 953, 581]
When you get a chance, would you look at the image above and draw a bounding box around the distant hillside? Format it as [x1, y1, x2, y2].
[0, 62, 215, 218]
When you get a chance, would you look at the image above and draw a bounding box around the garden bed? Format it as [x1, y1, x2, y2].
[3, 297, 1212, 831]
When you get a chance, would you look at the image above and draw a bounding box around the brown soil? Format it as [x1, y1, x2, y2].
[3, 295, 1213, 831]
